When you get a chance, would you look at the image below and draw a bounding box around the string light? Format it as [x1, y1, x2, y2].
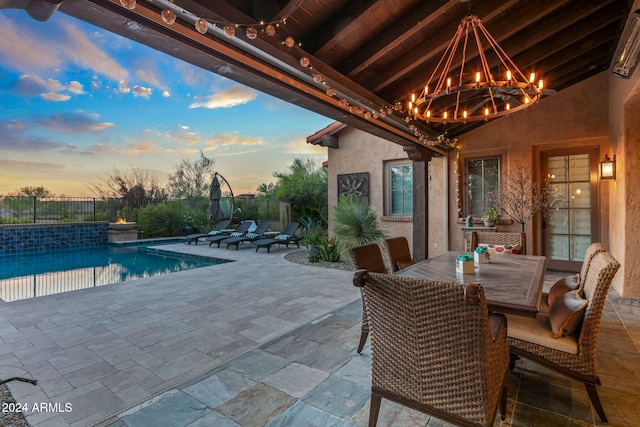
[121, 0, 453, 149]
[120, 0, 135, 10]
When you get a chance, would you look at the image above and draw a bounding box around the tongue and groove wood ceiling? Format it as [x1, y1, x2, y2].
[14, 0, 633, 153]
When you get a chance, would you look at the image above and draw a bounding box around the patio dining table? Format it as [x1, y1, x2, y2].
[395, 251, 548, 317]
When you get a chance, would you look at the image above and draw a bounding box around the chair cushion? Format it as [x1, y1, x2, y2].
[548, 290, 587, 338]
[479, 243, 521, 254]
[547, 275, 579, 307]
[506, 313, 579, 354]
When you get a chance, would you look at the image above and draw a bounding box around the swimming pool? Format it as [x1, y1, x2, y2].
[0, 245, 230, 302]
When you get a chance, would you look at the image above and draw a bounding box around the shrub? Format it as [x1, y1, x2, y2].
[333, 196, 386, 258]
[317, 237, 340, 262]
[137, 202, 185, 237]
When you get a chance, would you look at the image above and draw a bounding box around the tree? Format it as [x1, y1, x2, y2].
[263, 157, 328, 221]
[88, 167, 168, 221]
[8, 186, 53, 197]
[491, 162, 563, 232]
[167, 150, 216, 199]
[89, 167, 167, 201]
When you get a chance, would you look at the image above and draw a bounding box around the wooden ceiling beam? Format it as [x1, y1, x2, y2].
[342, 0, 459, 77]
[507, 7, 625, 71]
[377, 0, 612, 102]
[299, 0, 378, 56]
[367, 0, 529, 95]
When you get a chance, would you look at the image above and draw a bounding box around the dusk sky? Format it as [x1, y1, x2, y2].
[0, 9, 332, 196]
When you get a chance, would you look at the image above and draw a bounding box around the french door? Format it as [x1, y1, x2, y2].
[541, 147, 599, 271]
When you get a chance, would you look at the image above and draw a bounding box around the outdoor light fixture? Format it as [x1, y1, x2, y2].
[611, 10, 640, 78]
[600, 155, 616, 180]
[405, 14, 551, 124]
[26, 0, 63, 21]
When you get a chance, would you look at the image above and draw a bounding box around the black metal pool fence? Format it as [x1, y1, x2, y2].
[0, 195, 278, 224]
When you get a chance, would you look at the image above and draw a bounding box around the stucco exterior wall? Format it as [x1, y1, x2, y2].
[449, 72, 610, 256]
[609, 0, 640, 297]
[327, 127, 413, 248]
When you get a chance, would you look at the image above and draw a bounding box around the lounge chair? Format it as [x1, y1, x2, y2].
[222, 221, 271, 250]
[206, 221, 251, 248]
[251, 222, 301, 253]
[180, 219, 231, 245]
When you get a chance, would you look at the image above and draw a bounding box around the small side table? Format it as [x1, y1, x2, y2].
[460, 226, 497, 251]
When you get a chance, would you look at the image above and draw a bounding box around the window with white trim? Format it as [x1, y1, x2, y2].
[388, 163, 413, 215]
[465, 157, 499, 216]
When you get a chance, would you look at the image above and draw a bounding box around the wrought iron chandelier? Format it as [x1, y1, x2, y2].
[406, 15, 548, 124]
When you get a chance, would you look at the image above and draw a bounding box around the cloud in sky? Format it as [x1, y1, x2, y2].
[41, 92, 71, 102]
[14, 75, 86, 101]
[114, 140, 158, 155]
[35, 111, 115, 134]
[0, 120, 63, 151]
[117, 80, 131, 94]
[132, 85, 152, 98]
[0, 15, 129, 83]
[68, 81, 85, 94]
[189, 86, 258, 109]
[0, 11, 332, 195]
[59, 21, 129, 82]
[0, 15, 64, 73]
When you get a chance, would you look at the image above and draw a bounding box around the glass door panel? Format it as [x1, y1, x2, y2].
[542, 148, 599, 271]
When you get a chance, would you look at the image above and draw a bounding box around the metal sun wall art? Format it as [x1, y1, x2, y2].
[338, 173, 369, 202]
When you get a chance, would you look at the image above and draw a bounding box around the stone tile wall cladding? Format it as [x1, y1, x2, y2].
[0, 222, 109, 255]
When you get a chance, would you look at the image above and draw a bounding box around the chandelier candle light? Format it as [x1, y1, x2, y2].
[407, 15, 548, 124]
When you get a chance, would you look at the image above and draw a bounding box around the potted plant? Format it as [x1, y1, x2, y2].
[482, 206, 500, 227]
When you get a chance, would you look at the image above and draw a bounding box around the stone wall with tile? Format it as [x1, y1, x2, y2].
[0, 222, 109, 255]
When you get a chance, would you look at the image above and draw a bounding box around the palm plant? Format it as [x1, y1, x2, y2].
[333, 196, 386, 258]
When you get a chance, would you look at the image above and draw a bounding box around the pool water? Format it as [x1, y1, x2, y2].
[0, 245, 229, 302]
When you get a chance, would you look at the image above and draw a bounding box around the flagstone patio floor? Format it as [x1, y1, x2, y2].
[1, 242, 639, 426]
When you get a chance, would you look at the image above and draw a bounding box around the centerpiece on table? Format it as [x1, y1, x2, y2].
[474, 246, 490, 264]
[456, 251, 475, 274]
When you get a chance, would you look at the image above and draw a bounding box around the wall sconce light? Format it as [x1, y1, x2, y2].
[600, 155, 616, 180]
[611, 9, 640, 78]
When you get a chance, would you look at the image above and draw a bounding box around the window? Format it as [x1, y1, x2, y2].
[389, 163, 413, 215]
[465, 157, 499, 216]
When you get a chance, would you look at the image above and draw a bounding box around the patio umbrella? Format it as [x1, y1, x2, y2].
[208, 174, 223, 220]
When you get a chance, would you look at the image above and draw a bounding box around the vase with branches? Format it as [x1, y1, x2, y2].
[491, 163, 562, 233]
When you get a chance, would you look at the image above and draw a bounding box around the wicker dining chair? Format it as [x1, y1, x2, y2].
[540, 242, 607, 313]
[471, 231, 526, 255]
[348, 243, 388, 354]
[506, 251, 620, 423]
[353, 270, 509, 427]
[381, 236, 416, 272]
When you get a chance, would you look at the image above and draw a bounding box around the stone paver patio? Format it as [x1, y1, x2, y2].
[1, 242, 639, 426]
